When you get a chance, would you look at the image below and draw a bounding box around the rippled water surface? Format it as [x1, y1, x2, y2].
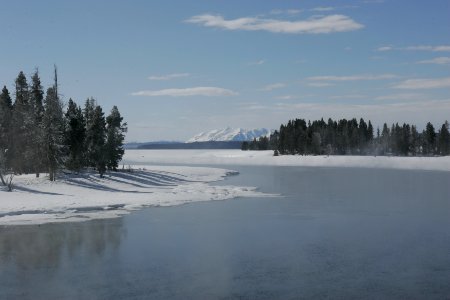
[1, 166, 449, 299]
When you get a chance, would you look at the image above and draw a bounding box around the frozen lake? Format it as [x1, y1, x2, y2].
[1, 165, 449, 299]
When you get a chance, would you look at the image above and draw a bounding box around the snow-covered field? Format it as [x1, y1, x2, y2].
[123, 149, 450, 172]
[0, 165, 271, 226]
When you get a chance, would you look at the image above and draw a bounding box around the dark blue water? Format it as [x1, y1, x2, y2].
[1, 166, 449, 299]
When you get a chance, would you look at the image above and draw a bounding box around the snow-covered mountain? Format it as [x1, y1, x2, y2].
[186, 127, 271, 143]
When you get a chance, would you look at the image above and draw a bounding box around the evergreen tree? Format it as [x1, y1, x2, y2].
[424, 122, 436, 155]
[438, 121, 450, 155]
[65, 99, 86, 171]
[83, 98, 97, 167]
[0, 86, 13, 151]
[380, 123, 390, 155]
[90, 105, 107, 176]
[410, 125, 419, 156]
[29, 70, 45, 177]
[43, 86, 65, 181]
[105, 106, 127, 171]
[0, 87, 13, 181]
[10, 71, 32, 173]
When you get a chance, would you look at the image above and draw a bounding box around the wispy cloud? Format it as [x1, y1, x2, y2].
[406, 45, 450, 52]
[416, 57, 450, 65]
[148, 73, 190, 80]
[248, 59, 266, 65]
[375, 93, 424, 101]
[376, 46, 393, 51]
[260, 83, 287, 91]
[186, 14, 364, 34]
[329, 94, 367, 100]
[308, 74, 398, 81]
[307, 82, 335, 87]
[275, 95, 298, 100]
[131, 87, 238, 97]
[394, 77, 450, 89]
[377, 45, 450, 52]
[270, 9, 302, 15]
[311, 7, 335, 12]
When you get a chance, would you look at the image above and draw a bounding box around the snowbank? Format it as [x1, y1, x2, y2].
[123, 150, 450, 172]
[0, 166, 272, 226]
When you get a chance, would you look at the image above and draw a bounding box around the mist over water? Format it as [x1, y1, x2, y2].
[1, 166, 449, 299]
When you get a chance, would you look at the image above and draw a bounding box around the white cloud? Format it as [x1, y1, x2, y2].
[311, 7, 335, 12]
[132, 87, 238, 97]
[307, 82, 335, 87]
[287, 9, 302, 14]
[375, 93, 424, 101]
[186, 14, 364, 34]
[377, 45, 450, 52]
[270, 9, 302, 15]
[377, 46, 393, 51]
[406, 45, 450, 52]
[329, 94, 367, 100]
[275, 95, 298, 100]
[416, 57, 450, 65]
[394, 77, 450, 89]
[248, 59, 265, 65]
[260, 83, 287, 91]
[308, 74, 398, 81]
[148, 73, 190, 80]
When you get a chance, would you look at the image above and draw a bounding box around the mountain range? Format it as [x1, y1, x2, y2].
[186, 127, 270, 143]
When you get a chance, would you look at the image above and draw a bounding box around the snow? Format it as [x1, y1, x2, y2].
[123, 149, 450, 172]
[186, 127, 270, 143]
[0, 165, 273, 226]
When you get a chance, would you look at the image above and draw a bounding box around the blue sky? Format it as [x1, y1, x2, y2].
[1, 0, 449, 141]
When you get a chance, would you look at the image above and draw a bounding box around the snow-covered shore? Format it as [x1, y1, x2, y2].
[0, 165, 271, 226]
[123, 150, 450, 172]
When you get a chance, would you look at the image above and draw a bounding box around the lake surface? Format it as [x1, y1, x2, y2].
[1, 165, 449, 299]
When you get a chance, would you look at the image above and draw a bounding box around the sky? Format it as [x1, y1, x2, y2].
[0, 0, 449, 142]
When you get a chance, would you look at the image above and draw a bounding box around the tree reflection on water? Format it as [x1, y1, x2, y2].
[0, 218, 125, 270]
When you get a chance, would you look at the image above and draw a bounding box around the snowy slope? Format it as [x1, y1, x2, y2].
[187, 127, 270, 143]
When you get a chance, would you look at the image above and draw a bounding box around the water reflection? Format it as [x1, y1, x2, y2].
[0, 218, 125, 270]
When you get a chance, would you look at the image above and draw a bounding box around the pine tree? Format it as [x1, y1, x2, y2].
[29, 70, 45, 177]
[438, 121, 450, 155]
[410, 125, 419, 156]
[89, 105, 107, 176]
[83, 98, 97, 167]
[65, 99, 86, 171]
[43, 66, 66, 182]
[0, 86, 13, 151]
[43, 86, 65, 181]
[105, 106, 127, 171]
[0, 86, 13, 183]
[381, 123, 390, 155]
[10, 71, 32, 173]
[424, 122, 436, 155]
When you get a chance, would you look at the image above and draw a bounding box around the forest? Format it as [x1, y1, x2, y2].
[0, 68, 127, 189]
[242, 117, 450, 157]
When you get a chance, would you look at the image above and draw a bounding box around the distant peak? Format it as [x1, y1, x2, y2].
[186, 127, 271, 143]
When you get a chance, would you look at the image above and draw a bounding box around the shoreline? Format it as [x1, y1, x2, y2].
[0, 165, 270, 226]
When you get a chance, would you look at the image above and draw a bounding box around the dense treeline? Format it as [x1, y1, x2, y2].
[243, 117, 450, 157]
[0, 68, 127, 186]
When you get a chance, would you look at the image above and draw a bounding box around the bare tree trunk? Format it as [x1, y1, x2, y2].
[0, 172, 5, 185]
